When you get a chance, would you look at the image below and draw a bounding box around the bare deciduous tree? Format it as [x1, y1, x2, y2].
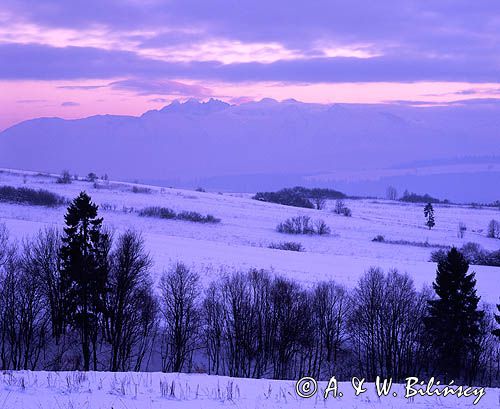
[311, 281, 350, 378]
[0, 238, 49, 370]
[349, 268, 430, 381]
[386, 186, 398, 200]
[21, 228, 64, 341]
[159, 262, 200, 372]
[105, 230, 157, 371]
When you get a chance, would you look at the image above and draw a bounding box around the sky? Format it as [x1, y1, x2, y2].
[1, 0, 500, 130]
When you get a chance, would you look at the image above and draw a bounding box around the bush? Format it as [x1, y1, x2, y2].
[254, 189, 314, 209]
[177, 211, 221, 224]
[430, 242, 500, 267]
[138, 207, 220, 224]
[254, 186, 346, 209]
[0, 185, 66, 207]
[487, 219, 500, 239]
[276, 216, 330, 235]
[374, 235, 447, 249]
[381, 239, 446, 248]
[400, 190, 441, 203]
[342, 207, 352, 217]
[314, 219, 331, 235]
[297, 186, 346, 199]
[139, 206, 176, 219]
[333, 200, 352, 217]
[131, 186, 152, 194]
[268, 241, 304, 251]
[457, 222, 467, 239]
[460, 242, 488, 264]
[430, 249, 447, 263]
[277, 216, 314, 234]
[87, 172, 98, 182]
[56, 170, 72, 184]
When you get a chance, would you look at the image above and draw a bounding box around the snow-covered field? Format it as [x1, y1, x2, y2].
[0, 168, 499, 302]
[1, 370, 498, 409]
[1, 168, 500, 408]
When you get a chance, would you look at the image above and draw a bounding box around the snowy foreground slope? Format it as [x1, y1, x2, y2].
[1, 371, 499, 409]
[0, 169, 499, 303]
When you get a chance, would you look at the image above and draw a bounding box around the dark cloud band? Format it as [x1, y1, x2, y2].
[1, 43, 499, 84]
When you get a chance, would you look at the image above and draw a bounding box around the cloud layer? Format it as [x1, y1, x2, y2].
[1, 0, 500, 128]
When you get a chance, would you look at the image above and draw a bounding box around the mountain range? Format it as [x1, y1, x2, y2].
[1, 98, 499, 202]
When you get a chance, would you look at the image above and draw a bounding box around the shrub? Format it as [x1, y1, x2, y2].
[342, 207, 352, 217]
[457, 222, 467, 239]
[100, 203, 115, 211]
[314, 219, 331, 235]
[333, 200, 352, 217]
[138, 207, 220, 224]
[276, 216, 330, 235]
[400, 190, 441, 203]
[430, 242, 500, 267]
[131, 186, 152, 194]
[139, 206, 176, 219]
[268, 241, 304, 252]
[277, 216, 313, 234]
[381, 239, 447, 248]
[87, 172, 98, 182]
[254, 189, 314, 209]
[296, 186, 346, 200]
[0, 185, 66, 207]
[430, 249, 447, 263]
[254, 186, 346, 209]
[487, 219, 500, 239]
[460, 242, 488, 264]
[56, 170, 72, 184]
[177, 211, 220, 224]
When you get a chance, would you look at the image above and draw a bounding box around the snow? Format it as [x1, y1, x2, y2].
[0, 169, 499, 303]
[0, 169, 500, 408]
[0, 371, 498, 408]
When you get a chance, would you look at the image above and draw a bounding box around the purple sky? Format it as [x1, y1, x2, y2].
[1, 0, 500, 130]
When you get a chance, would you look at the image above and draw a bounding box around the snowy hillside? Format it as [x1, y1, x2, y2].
[0, 168, 499, 303]
[1, 99, 500, 201]
[1, 169, 500, 408]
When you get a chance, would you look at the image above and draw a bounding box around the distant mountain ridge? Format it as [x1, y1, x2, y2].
[1, 98, 500, 200]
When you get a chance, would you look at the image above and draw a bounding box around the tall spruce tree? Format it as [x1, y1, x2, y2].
[424, 202, 435, 230]
[60, 192, 110, 371]
[494, 302, 500, 339]
[425, 248, 483, 381]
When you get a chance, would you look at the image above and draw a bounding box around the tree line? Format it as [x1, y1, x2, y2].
[0, 192, 499, 386]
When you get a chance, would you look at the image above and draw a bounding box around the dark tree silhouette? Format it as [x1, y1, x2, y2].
[493, 302, 500, 340]
[59, 192, 110, 371]
[105, 230, 157, 371]
[159, 262, 200, 373]
[424, 203, 435, 230]
[425, 248, 484, 381]
[22, 228, 64, 342]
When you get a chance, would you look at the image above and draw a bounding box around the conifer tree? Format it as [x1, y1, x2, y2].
[425, 248, 483, 381]
[60, 192, 110, 371]
[493, 302, 500, 339]
[424, 202, 435, 230]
